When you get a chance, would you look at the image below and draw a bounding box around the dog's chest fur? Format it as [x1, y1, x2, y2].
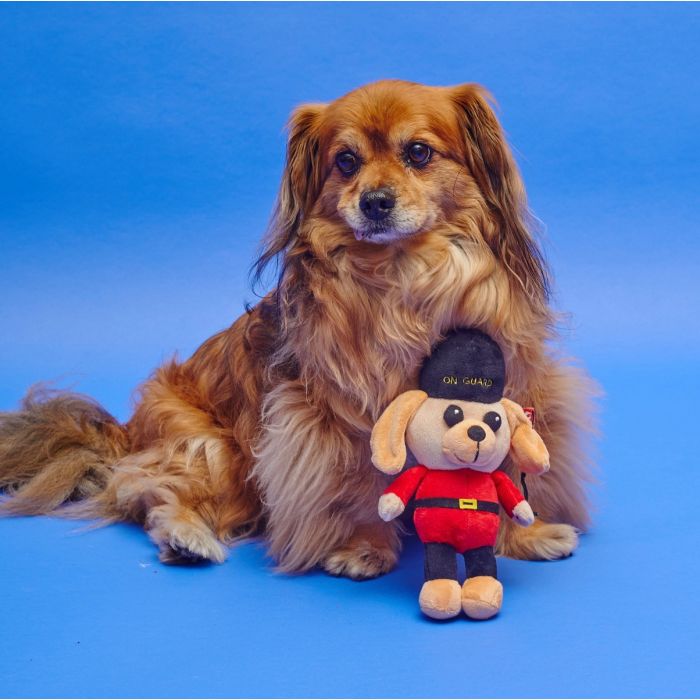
[289, 236, 511, 422]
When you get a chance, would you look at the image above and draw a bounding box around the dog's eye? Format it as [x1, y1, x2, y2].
[406, 142, 432, 167]
[443, 404, 464, 428]
[483, 411, 502, 432]
[336, 151, 360, 176]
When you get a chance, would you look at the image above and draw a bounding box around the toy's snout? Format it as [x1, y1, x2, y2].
[441, 415, 508, 471]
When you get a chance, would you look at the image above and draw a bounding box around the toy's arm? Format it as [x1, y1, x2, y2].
[492, 470, 534, 527]
[378, 466, 428, 522]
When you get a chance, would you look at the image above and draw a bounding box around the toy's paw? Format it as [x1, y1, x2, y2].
[378, 493, 405, 521]
[419, 579, 462, 620]
[461, 576, 503, 620]
[512, 500, 535, 527]
[322, 537, 398, 580]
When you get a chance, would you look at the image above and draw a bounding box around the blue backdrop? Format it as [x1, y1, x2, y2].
[1, 3, 699, 698]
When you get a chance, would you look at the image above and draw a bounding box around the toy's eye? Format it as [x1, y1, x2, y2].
[483, 411, 502, 432]
[443, 405, 464, 427]
[406, 142, 432, 167]
[336, 151, 360, 176]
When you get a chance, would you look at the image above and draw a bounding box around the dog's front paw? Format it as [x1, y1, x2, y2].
[158, 535, 227, 565]
[322, 537, 398, 580]
[528, 522, 579, 560]
[157, 524, 228, 564]
[499, 518, 579, 561]
[147, 508, 228, 564]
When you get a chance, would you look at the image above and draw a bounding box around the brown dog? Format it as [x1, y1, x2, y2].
[0, 80, 596, 579]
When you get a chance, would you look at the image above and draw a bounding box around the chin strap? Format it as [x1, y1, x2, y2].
[520, 472, 539, 518]
[519, 406, 539, 517]
[519, 471, 530, 502]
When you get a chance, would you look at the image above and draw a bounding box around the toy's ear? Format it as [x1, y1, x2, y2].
[502, 398, 550, 474]
[371, 391, 428, 475]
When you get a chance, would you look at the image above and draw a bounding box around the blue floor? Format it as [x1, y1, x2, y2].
[2, 3, 700, 697]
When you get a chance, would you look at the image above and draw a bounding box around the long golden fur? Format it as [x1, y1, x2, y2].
[0, 80, 596, 577]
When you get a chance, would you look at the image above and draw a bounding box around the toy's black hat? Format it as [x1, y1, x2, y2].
[419, 328, 506, 403]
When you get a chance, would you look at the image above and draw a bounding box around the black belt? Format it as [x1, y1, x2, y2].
[413, 498, 500, 514]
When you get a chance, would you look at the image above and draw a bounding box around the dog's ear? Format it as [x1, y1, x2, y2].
[450, 84, 550, 302]
[252, 103, 327, 285]
[501, 398, 550, 474]
[371, 391, 428, 475]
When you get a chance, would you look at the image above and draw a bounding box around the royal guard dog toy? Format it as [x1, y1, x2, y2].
[370, 328, 550, 620]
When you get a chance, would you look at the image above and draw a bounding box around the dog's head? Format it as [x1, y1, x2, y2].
[370, 390, 550, 476]
[320, 81, 476, 244]
[255, 79, 547, 300]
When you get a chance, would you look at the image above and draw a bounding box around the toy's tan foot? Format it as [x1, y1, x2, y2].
[419, 579, 462, 620]
[461, 576, 503, 620]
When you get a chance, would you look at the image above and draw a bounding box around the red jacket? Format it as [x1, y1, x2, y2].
[384, 466, 525, 552]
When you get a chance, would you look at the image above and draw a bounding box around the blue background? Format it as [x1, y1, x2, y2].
[1, 2, 699, 698]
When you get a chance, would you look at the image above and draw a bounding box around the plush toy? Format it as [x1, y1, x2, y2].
[370, 328, 550, 621]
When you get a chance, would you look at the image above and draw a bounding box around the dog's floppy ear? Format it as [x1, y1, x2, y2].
[450, 84, 550, 303]
[253, 103, 327, 285]
[501, 398, 550, 475]
[371, 391, 428, 475]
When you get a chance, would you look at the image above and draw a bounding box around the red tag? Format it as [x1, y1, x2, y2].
[522, 407, 536, 427]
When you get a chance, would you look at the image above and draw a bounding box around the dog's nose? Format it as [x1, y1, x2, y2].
[359, 188, 395, 221]
[467, 425, 486, 442]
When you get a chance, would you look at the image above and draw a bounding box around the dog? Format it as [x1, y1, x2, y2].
[0, 80, 596, 579]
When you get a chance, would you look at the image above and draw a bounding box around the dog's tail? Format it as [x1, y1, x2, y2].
[0, 386, 129, 518]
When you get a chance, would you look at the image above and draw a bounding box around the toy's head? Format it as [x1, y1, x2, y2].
[370, 329, 550, 476]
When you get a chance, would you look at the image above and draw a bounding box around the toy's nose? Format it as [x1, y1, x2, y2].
[467, 425, 486, 442]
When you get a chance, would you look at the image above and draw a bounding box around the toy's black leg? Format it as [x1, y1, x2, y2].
[461, 546, 502, 619]
[463, 545, 498, 579]
[424, 542, 458, 581]
[420, 543, 461, 619]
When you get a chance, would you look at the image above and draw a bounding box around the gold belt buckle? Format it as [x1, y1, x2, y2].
[459, 498, 477, 510]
